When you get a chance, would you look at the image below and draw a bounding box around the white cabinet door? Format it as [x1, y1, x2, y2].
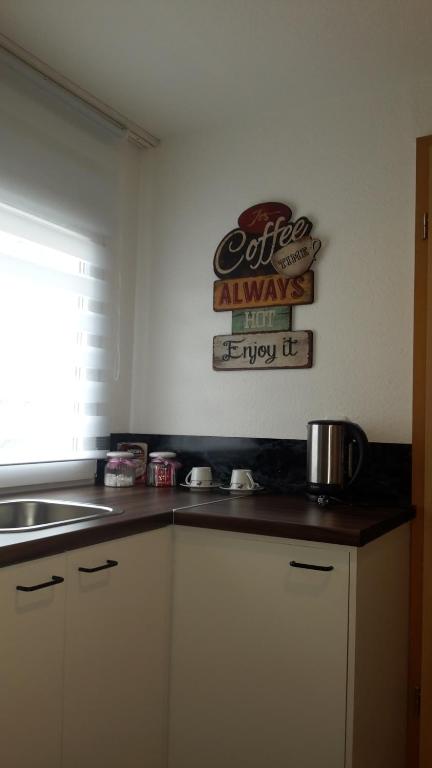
[0, 554, 66, 768]
[169, 527, 350, 768]
[62, 528, 172, 768]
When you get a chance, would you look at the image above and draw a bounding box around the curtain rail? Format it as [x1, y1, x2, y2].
[0, 32, 159, 149]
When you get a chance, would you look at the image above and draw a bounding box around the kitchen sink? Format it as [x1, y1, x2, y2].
[0, 498, 123, 532]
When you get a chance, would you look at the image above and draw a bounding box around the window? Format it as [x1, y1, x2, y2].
[0, 49, 140, 484]
[0, 203, 109, 463]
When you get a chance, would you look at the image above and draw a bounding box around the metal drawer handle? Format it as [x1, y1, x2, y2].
[78, 559, 118, 573]
[289, 560, 334, 572]
[16, 575, 64, 592]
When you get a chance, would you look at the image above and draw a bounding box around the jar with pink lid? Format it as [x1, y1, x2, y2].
[104, 451, 136, 487]
[146, 452, 181, 487]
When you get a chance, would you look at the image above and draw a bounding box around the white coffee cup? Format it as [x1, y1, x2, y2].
[184, 466, 213, 487]
[229, 468, 257, 490]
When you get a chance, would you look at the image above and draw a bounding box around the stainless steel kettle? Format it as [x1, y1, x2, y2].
[307, 420, 368, 500]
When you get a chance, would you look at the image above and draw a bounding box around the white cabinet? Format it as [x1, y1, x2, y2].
[0, 527, 172, 768]
[0, 554, 66, 768]
[168, 525, 409, 768]
[0, 520, 409, 768]
[63, 529, 172, 768]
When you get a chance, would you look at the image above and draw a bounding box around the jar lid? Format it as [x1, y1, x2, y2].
[107, 451, 134, 458]
[149, 451, 176, 459]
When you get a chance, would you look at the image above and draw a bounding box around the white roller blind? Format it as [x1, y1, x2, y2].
[0, 49, 120, 237]
[0, 50, 132, 465]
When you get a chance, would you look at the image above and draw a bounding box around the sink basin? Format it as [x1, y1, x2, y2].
[0, 498, 123, 532]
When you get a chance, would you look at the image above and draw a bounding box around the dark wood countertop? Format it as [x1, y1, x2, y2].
[0, 485, 415, 566]
[173, 494, 415, 546]
[0, 485, 225, 567]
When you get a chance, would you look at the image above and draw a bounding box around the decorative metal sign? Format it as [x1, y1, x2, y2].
[212, 201, 322, 371]
[271, 237, 321, 278]
[213, 202, 314, 279]
[232, 306, 292, 333]
[213, 272, 314, 311]
[213, 331, 313, 371]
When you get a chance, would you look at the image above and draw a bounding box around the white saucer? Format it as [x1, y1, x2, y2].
[180, 482, 219, 491]
[219, 485, 264, 494]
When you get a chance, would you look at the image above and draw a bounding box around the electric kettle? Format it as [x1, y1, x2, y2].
[306, 420, 368, 500]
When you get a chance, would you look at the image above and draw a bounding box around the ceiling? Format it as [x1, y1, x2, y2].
[0, 0, 431, 139]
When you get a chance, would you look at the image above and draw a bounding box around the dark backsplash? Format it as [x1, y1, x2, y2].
[109, 433, 412, 507]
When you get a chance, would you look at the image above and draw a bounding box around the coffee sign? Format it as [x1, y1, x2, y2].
[213, 331, 312, 370]
[271, 237, 321, 279]
[212, 201, 323, 371]
[232, 306, 292, 334]
[238, 202, 293, 234]
[213, 271, 314, 311]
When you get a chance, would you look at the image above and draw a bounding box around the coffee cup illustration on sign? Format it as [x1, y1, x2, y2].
[271, 236, 321, 278]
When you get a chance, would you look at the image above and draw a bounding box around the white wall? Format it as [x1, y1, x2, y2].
[131, 73, 429, 443]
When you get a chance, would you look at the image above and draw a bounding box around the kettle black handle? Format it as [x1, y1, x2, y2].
[345, 422, 368, 487]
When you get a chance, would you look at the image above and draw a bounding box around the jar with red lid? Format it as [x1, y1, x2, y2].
[146, 452, 181, 487]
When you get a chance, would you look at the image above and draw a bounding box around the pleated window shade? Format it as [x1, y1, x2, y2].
[0, 50, 131, 471]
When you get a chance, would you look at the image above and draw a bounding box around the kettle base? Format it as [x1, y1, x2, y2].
[306, 485, 346, 506]
[306, 493, 330, 506]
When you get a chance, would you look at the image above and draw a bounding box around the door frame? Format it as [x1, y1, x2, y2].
[411, 134, 432, 768]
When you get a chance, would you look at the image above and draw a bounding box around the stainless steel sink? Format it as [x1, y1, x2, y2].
[0, 498, 123, 532]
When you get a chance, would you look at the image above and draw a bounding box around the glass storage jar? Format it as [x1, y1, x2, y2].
[104, 451, 136, 487]
[146, 452, 181, 487]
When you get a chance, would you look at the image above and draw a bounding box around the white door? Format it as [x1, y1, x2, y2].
[0, 554, 66, 768]
[169, 526, 350, 768]
[62, 528, 172, 768]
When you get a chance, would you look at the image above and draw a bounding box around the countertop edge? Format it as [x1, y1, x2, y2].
[173, 507, 415, 546]
[357, 508, 416, 545]
[0, 511, 172, 568]
[0, 487, 416, 566]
